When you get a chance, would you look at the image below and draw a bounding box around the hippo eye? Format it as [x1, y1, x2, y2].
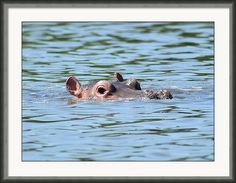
[95, 82, 116, 97]
[97, 86, 106, 94]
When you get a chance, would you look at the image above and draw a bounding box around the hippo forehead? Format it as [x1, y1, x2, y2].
[111, 81, 131, 90]
[83, 80, 132, 91]
[110, 81, 144, 97]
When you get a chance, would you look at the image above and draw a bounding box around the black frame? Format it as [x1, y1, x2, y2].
[0, 1, 235, 182]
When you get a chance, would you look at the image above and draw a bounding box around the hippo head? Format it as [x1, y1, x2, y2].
[66, 77, 116, 99]
[66, 72, 172, 100]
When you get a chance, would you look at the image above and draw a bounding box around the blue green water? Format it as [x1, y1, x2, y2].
[22, 22, 214, 161]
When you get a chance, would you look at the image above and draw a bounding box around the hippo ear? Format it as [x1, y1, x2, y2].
[66, 76, 82, 97]
[114, 72, 124, 81]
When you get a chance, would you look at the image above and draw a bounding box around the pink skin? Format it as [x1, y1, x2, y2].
[66, 77, 117, 100]
[65, 76, 82, 97]
[92, 80, 114, 99]
[66, 73, 173, 100]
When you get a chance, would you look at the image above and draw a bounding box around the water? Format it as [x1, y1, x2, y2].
[22, 22, 214, 161]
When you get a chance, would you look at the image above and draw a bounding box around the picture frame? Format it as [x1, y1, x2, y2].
[1, 1, 234, 182]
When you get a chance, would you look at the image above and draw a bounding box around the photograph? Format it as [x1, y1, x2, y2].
[3, 4, 232, 179]
[22, 21, 214, 162]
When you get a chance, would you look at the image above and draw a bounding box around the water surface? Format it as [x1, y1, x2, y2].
[22, 22, 214, 161]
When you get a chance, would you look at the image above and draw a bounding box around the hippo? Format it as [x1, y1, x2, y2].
[66, 72, 173, 100]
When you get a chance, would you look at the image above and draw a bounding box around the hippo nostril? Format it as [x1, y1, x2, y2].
[97, 87, 106, 94]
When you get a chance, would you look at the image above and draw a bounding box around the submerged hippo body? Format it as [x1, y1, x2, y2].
[66, 72, 173, 100]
